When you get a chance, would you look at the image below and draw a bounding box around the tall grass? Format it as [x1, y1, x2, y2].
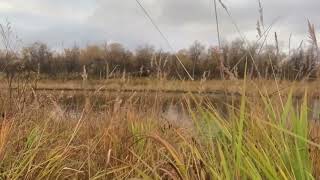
[0, 83, 319, 179]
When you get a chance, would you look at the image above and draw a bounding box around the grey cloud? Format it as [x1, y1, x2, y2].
[90, 0, 320, 50]
[156, 0, 320, 35]
[0, 0, 319, 50]
[88, 0, 167, 49]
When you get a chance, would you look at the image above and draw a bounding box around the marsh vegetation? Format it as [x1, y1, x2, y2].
[1, 0, 320, 179]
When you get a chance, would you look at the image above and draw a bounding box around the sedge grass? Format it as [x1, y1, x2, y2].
[0, 82, 319, 179]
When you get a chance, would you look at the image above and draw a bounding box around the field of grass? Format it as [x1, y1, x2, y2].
[0, 78, 320, 179]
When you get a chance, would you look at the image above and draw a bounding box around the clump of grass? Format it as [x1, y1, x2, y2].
[0, 119, 12, 161]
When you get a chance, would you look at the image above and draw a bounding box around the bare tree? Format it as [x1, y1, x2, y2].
[0, 21, 22, 102]
[189, 41, 205, 79]
[135, 45, 154, 77]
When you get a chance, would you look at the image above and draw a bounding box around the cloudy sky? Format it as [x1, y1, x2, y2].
[0, 0, 319, 51]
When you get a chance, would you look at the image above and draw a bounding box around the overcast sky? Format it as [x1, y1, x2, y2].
[0, 0, 319, 51]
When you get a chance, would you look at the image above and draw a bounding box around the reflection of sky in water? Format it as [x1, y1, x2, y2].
[162, 104, 193, 129]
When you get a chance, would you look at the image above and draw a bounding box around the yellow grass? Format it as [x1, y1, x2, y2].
[0, 79, 319, 179]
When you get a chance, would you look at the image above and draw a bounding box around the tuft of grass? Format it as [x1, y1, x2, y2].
[0, 119, 12, 161]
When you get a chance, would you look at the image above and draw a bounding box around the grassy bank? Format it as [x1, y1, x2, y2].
[0, 79, 320, 179]
[1, 78, 320, 97]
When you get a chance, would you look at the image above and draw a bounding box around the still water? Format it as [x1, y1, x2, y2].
[46, 91, 320, 124]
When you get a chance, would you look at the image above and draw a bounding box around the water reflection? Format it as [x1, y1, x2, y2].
[312, 98, 320, 121]
[46, 91, 320, 124]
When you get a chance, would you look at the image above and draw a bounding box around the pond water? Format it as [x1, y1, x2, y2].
[42, 91, 320, 124]
[312, 98, 320, 120]
[43, 91, 238, 124]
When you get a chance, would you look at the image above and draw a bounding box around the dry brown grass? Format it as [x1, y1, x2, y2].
[0, 119, 12, 161]
[1, 78, 320, 97]
[0, 80, 319, 179]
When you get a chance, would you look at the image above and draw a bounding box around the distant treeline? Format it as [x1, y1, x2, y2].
[0, 39, 319, 81]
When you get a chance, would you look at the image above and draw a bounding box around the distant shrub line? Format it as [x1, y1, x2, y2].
[0, 39, 318, 80]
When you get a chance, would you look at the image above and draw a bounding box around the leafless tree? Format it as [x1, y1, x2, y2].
[0, 21, 22, 102]
[189, 41, 205, 79]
